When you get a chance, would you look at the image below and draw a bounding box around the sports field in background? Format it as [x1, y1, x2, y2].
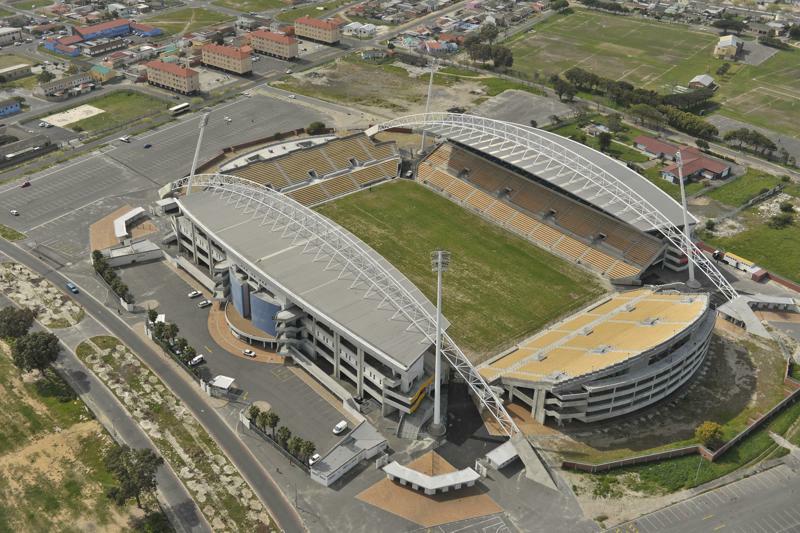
[317, 180, 606, 361]
[508, 11, 720, 92]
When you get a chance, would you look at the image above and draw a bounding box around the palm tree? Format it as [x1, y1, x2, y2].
[265, 410, 280, 439]
[300, 440, 316, 462]
[256, 411, 269, 433]
[276, 426, 291, 448]
[287, 436, 302, 458]
[164, 323, 179, 344]
[248, 404, 261, 422]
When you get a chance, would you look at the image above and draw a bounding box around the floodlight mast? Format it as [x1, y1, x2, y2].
[420, 59, 437, 153]
[429, 249, 450, 437]
[187, 112, 210, 195]
[676, 151, 700, 289]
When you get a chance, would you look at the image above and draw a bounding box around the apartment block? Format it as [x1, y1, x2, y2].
[201, 43, 253, 75]
[145, 60, 200, 95]
[249, 30, 298, 60]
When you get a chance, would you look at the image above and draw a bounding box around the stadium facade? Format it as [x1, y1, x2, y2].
[479, 288, 714, 424]
[165, 114, 725, 429]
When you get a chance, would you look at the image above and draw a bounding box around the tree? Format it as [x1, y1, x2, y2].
[307, 121, 326, 135]
[597, 131, 612, 153]
[779, 201, 794, 213]
[550, 0, 569, 11]
[790, 24, 800, 40]
[479, 22, 498, 43]
[768, 212, 794, 229]
[548, 114, 561, 126]
[65, 63, 79, 75]
[529, 119, 537, 128]
[287, 436, 303, 458]
[705, 219, 716, 231]
[248, 404, 261, 422]
[695, 421, 724, 449]
[163, 323, 179, 344]
[182, 346, 196, 362]
[105, 445, 164, 509]
[606, 113, 622, 133]
[12, 331, 60, 372]
[265, 410, 280, 438]
[147, 308, 158, 324]
[37, 70, 55, 84]
[712, 18, 746, 35]
[551, 76, 576, 102]
[0, 306, 35, 338]
[490, 45, 513, 69]
[300, 440, 316, 462]
[174, 337, 188, 355]
[629, 103, 665, 128]
[152, 322, 166, 341]
[695, 139, 709, 150]
[276, 426, 291, 448]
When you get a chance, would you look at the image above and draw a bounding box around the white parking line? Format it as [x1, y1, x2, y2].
[0, 152, 102, 194]
[24, 196, 106, 233]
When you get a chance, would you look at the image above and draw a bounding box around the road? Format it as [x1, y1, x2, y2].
[0, 238, 306, 533]
[608, 460, 800, 533]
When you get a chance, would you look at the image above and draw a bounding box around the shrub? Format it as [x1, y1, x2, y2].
[768, 212, 794, 229]
[779, 201, 794, 213]
[705, 219, 716, 231]
[695, 421, 724, 449]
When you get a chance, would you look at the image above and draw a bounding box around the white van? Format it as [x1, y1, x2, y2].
[188, 354, 205, 367]
[118, 135, 131, 143]
[332, 420, 348, 435]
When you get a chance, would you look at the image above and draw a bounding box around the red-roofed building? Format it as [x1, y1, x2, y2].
[74, 18, 131, 40]
[662, 147, 731, 183]
[634, 135, 679, 160]
[249, 30, 299, 60]
[201, 43, 253, 75]
[294, 16, 341, 44]
[146, 60, 200, 95]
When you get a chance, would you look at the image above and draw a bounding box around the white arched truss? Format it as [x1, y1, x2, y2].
[172, 174, 521, 437]
[366, 113, 738, 301]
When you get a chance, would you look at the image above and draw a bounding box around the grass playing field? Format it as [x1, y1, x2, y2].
[212, 0, 284, 11]
[68, 90, 169, 134]
[508, 10, 721, 92]
[317, 180, 606, 361]
[146, 8, 234, 36]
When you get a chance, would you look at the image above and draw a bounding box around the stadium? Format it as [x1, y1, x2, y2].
[166, 113, 733, 433]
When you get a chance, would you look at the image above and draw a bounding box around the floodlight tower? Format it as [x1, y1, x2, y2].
[676, 150, 700, 289]
[187, 112, 210, 195]
[429, 249, 450, 437]
[420, 59, 438, 153]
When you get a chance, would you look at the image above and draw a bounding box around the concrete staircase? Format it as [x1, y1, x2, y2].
[396, 396, 434, 440]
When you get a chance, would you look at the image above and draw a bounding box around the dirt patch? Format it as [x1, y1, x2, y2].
[42, 104, 105, 128]
[757, 193, 796, 220]
[356, 451, 501, 527]
[0, 262, 83, 328]
[712, 216, 746, 238]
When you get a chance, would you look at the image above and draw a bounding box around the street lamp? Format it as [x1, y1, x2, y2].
[676, 150, 700, 289]
[429, 249, 450, 437]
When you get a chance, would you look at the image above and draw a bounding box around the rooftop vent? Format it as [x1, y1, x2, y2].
[532, 351, 547, 362]
[592, 345, 612, 354]
[581, 327, 594, 336]
[641, 317, 658, 326]
[625, 303, 636, 312]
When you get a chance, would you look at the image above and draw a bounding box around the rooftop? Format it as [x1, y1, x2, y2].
[663, 147, 730, 176]
[146, 60, 198, 78]
[75, 17, 130, 37]
[250, 29, 297, 44]
[295, 16, 341, 30]
[480, 288, 709, 385]
[178, 187, 444, 370]
[634, 135, 679, 156]
[202, 42, 252, 59]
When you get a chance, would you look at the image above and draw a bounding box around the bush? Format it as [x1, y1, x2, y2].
[695, 421, 724, 449]
[705, 219, 716, 231]
[768, 212, 793, 229]
[779, 201, 794, 213]
[306, 121, 327, 135]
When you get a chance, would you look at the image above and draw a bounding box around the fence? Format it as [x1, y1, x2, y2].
[244, 413, 310, 472]
[562, 362, 800, 473]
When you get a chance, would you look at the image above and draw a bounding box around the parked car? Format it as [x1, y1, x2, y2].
[197, 299, 212, 309]
[65, 282, 79, 294]
[288, 94, 296, 99]
[187, 290, 201, 298]
[20, 181, 30, 188]
[38, 121, 45, 127]
[188, 354, 205, 367]
[332, 420, 348, 435]
[285, 69, 292, 74]
[242, 349, 255, 358]
[9, 209, 19, 216]
[118, 135, 131, 143]
[308, 453, 321, 467]
[143, 143, 152, 149]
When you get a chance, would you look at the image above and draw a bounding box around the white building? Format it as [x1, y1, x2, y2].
[0, 27, 22, 46]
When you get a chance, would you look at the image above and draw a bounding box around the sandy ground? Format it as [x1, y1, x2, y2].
[43, 104, 105, 128]
[357, 451, 502, 527]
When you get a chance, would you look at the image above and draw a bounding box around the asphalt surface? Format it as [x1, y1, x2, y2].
[0, 238, 306, 533]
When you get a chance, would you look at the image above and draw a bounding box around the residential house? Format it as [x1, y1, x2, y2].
[0, 64, 31, 82]
[634, 136, 680, 159]
[34, 73, 95, 98]
[661, 147, 731, 182]
[89, 64, 117, 83]
[713, 34, 742, 60]
[688, 74, 716, 90]
[0, 27, 22, 46]
[0, 98, 21, 118]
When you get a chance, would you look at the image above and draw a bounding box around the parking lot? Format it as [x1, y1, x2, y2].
[119, 259, 345, 456]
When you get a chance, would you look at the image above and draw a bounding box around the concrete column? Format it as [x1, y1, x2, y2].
[189, 222, 199, 263]
[532, 388, 546, 424]
[333, 331, 341, 379]
[356, 347, 364, 398]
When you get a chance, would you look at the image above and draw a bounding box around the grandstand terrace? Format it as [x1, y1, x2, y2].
[480, 288, 714, 424]
[417, 143, 664, 279]
[230, 133, 399, 197]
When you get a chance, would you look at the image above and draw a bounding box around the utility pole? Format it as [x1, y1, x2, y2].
[429, 249, 450, 437]
[420, 59, 437, 153]
[677, 150, 700, 289]
[187, 112, 210, 195]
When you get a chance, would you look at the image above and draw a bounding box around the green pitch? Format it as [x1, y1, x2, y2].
[317, 180, 606, 361]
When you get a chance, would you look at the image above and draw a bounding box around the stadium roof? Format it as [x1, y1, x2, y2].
[427, 124, 694, 232]
[178, 188, 447, 371]
[479, 288, 709, 385]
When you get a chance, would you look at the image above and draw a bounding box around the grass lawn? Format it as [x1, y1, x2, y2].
[547, 120, 650, 164]
[212, 0, 284, 11]
[0, 54, 33, 69]
[69, 90, 169, 134]
[10, 0, 53, 8]
[641, 165, 704, 201]
[0, 224, 26, 241]
[317, 180, 606, 360]
[275, 0, 350, 22]
[0, 6, 13, 16]
[146, 8, 234, 35]
[0, 74, 38, 90]
[508, 10, 722, 92]
[706, 169, 783, 207]
[702, 209, 800, 283]
[602, 397, 800, 495]
[714, 49, 800, 138]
